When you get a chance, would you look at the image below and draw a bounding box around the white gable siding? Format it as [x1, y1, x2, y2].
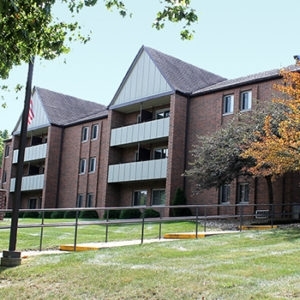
[113, 51, 172, 106]
[15, 92, 50, 133]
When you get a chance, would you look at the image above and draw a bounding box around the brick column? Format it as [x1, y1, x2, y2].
[0, 189, 7, 220]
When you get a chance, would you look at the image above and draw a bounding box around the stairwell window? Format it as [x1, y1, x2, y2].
[81, 127, 89, 142]
[240, 91, 252, 111]
[77, 194, 83, 207]
[4, 145, 9, 157]
[223, 94, 234, 115]
[86, 193, 93, 207]
[91, 124, 98, 140]
[88, 157, 96, 173]
[79, 158, 86, 174]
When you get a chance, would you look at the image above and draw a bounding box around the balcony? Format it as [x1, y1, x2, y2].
[110, 118, 169, 147]
[108, 158, 167, 183]
[10, 174, 44, 192]
[13, 143, 47, 163]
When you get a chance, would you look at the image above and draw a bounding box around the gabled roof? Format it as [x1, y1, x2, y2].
[109, 46, 227, 108]
[144, 46, 227, 93]
[194, 64, 300, 95]
[35, 87, 108, 126]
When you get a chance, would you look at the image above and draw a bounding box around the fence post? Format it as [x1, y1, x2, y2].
[195, 207, 199, 239]
[141, 208, 145, 244]
[204, 206, 207, 232]
[239, 205, 243, 232]
[39, 210, 45, 251]
[158, 207, 162, 240]
[73, 210, 79, 251]
[105, 210, 109, 243]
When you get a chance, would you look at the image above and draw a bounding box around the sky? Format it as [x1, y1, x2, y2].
[1, 0, 300, 133]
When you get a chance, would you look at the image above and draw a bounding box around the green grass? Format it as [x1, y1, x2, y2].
[0, 228, 299, 299]
[0, 218, 197, 251]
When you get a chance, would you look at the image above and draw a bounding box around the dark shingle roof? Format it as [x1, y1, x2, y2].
[144, 46, 227, 93]
[194, 64, 300, 95]
[36, 87, 108, 126]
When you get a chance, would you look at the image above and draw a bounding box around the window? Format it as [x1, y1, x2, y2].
[79, 159, 86, 174]
[91, 124, 98, 140]
[156, 109, 170, 119]
[2, 171, 6, 183]
[152, 189, 166, 205]
[153, 148, 168, 159]
[133, 190, 147, 206]
[4, 145, 9, 157]
[77, 194, 83, 207]
[86, 193, 93, 207]
[220, 184, 230, 204]
[240, 91, 252, 111]
[238, 183, 249, 203]
[28, 198, 37, 209]
[88, 157, 96, 173]
[81, 127, 89, 142]
[223, 95, 234, 114]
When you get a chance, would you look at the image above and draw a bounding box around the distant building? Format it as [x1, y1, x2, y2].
[1, 46, 300, 219]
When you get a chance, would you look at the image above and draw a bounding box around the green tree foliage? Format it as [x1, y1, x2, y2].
[0, 129, 9, 167]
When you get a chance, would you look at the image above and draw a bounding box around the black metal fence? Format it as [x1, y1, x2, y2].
[0, 203, 299, 251]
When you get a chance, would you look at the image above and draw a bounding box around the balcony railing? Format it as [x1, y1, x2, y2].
[10, 174, 44, 192]
[110, 118, 169, 147]
[13, 143, 47, 163]
[108, 158, 167, 183]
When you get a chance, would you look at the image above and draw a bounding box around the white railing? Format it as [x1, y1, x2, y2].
[110, 118, 169, 147]
[13, 143, 47, 163]
[10, 174, 44, 192]
[108, 158, 167, 183]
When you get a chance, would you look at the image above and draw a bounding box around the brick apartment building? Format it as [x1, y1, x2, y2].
[1, 46, 300, 219]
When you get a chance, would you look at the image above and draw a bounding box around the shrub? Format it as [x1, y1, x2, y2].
[23, 211, 40, 218]
[50, 211, 65, 219]
[171, 188, 192, 217]
[39, 211, 52, 218]
[119, 208, 141, 219]
[64, 210, 78, 219]
[79, 210, 99, 219]
[103, 209, 121, 219]
[143, 208, 160, 218]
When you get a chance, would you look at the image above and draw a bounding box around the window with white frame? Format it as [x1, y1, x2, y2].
[240, 91, 252, 111]
[152, 189, 166, 205]
[238, 183, 249, 203]
[223, 94, 234, 114]
[156, 109, 170, 119]
[79, 158, 86, 174]
[220, 184, 230, 204]
[86, 193, 93, 207]
[153, 148, 168, 159]
[133, 190, 147, 206]
[91, 124, 98, 140]
[77, 194, 83, 207]
[81, 127, 89, 142]
[88, 157, 96, 173]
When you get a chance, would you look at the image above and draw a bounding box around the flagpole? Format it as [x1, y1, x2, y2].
[1, 57, 35, 267]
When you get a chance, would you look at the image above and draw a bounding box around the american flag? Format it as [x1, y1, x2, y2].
[27, 99, 34, 125]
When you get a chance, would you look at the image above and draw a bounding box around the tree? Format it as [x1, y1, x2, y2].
[184, 102, 285, 205]
[242, 70, 300, 181]
[0, 130, 9, 168]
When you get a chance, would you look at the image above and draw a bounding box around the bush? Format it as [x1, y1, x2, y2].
[103, 209, 120, 219]
[79, 210, 99, 219]
[50, 211, 65, 219]
[64, 210, 78, 219]
[119, 208, 141, 219]
[171, 188, 192, 217]
[39, 211, 52, 218]
[143, 208, 160, 218]
[23, 211, 40, 218]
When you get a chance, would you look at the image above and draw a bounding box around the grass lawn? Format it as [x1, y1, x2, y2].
[0, 225, 299, 299]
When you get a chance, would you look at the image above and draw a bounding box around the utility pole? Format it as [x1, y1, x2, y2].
[1, 57, 34, 267]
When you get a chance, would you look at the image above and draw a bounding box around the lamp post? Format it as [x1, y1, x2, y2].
[1, 57, 34, 267]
